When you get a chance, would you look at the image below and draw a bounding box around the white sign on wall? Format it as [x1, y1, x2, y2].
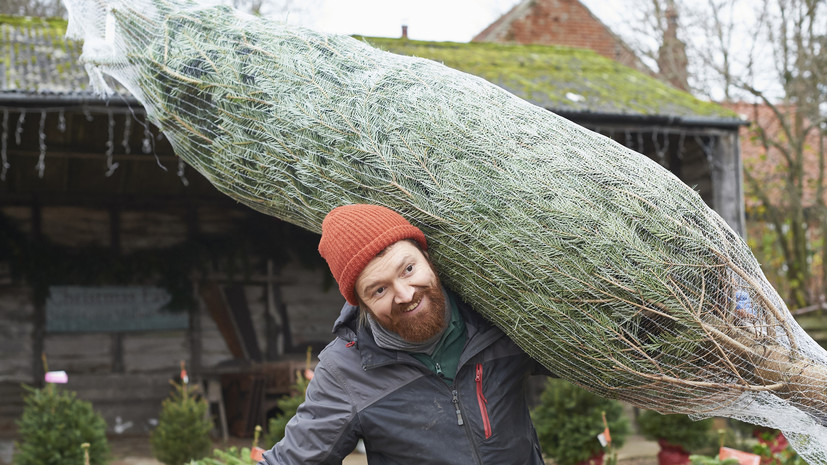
[45, 286, 189, 332]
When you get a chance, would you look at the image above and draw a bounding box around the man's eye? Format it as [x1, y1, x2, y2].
[405, 264, 414, 273]
[375, 286, 386, 296]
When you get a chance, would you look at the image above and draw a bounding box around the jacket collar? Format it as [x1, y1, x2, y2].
[331, 290, 503, 370]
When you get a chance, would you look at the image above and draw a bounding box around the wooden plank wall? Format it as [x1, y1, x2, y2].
[0, 286, 33, 434]
[0, 203, 344, 434]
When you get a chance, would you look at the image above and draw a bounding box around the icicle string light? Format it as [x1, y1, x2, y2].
[15, 112, 25, 146]
[122, 114, 132, 154]
[105, 111, 119, 176]
[176, 158, 189, 186]
[58, 110, 67, 132]
[35, 112, 46, 179]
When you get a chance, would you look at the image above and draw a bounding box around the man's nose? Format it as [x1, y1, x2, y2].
[393, 281, 415, 304]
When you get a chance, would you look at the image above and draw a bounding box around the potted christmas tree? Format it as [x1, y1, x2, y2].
[531, 378, 629, 465]
[14, 383, 110, 465]
[638, 410, 715, 465]
[150, 362, 213, 465]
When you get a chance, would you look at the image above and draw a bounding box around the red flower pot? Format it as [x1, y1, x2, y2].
[657, 439, 690, 465]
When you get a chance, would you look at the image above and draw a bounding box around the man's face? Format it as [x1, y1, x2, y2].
[354, 240, 447, 343]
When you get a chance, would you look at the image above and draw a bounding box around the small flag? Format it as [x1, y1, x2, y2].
[598, 411, 612, 447]
[45, 371, 68, 384]
[179, 360, 188, 384]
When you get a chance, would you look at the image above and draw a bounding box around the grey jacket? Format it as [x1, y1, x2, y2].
[260, 294, 546, 464]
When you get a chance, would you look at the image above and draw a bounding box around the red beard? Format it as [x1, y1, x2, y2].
[373, 278, 447, 343]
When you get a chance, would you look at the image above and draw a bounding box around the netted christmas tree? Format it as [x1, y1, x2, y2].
[63, 0, 827, 462]
[14, 384, 109, 465]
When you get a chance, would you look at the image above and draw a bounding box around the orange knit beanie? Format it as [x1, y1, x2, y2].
[318, 204, 428, 305]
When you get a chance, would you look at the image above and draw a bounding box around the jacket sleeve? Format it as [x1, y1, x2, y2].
[259, 358, 360, 464]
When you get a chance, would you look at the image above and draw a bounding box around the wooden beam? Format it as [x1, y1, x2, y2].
[190, 281, 203, 377]
[187, 207, 202, 375]
[0, 192, 238, 208]
[7, 147, 178, 163]
[200, 281, 246, 360]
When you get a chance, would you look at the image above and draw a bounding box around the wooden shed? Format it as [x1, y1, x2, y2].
[0, 15, 346, 439]
[0, 15, 746, 438]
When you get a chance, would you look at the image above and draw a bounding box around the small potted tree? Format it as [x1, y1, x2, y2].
[14, 383, 110, 465]
[638, 410, 715, 465]
[532, 378, 630, 465]
[150, 362, 213, 465]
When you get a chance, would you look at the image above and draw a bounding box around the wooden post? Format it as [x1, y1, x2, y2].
[109, 206, 125, 373]
[31, 200, 45, 386]
[264, 259, 284, 360]
[187, 206, 202, 376]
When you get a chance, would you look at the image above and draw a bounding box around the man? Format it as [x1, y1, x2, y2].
[260, 204, 548, 464]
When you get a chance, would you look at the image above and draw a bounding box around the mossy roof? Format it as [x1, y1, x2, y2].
[0, 15, 737, 122]
[0, 15, 88, 94]
[362, 37, 739, 121]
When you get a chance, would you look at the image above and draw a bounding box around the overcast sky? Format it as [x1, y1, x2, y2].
[275, 0, 776, 102]
[282, 0, 633, 43]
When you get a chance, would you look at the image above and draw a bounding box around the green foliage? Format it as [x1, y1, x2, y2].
[531, 378, 629, 465]
[13, 384, 109, 465]
[689, 455, 739, 465]
[752, 439, 807, 465]
[263, 373, 311, 447]
[187, 446, 257, 465]
[150, 381, 213, 465]
[637, 410, 714, 452]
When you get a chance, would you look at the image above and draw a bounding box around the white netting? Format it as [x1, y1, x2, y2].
[63, 0, 827, 460]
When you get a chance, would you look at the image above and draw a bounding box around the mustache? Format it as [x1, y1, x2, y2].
[391, 288, 425, 315]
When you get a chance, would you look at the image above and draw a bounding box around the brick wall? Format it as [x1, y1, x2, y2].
[474, 0, 644, 72]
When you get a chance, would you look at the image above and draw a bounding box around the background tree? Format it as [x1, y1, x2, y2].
[615, 0, 826, 308]
[722, 0, 826, 308]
